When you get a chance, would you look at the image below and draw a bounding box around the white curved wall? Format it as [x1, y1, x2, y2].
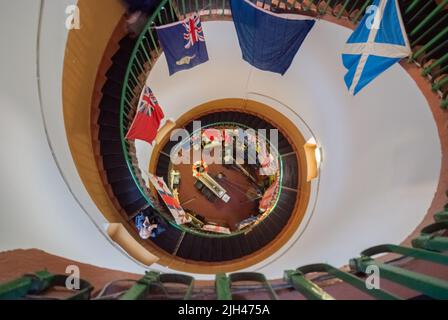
[0, 0, 147, 274]
[137, 21, 441, 278]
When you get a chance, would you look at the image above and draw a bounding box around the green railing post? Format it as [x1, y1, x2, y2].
[215, 273, 232, 300]
[433, 76, 448, 92]
[412, 222, 448, 252]
[410, 0, 448, 37]
[443, 99, 448, 109]
[336, 0, 351, 19]
[350, 256, 448, 300]
[229, 272, 278, 300]
[120, 271, 160, 300]
[352, 0, 372, 23]
[159, 274, 195, 300]
[0, 271, 92, 300]
[297, 263, 401, 300]
[412, 26, 448, 60]
[361, 244, 448, 266]
[435, 210, 448, 222]
[405, 0, 422, 15]
[422, 52, 448, 76]
[0, 276, 34, 300]
[284, 270, 335, 300]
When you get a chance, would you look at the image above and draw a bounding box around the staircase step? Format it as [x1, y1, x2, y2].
[151, 224, 183, 255]
[116, 190, 143, 207]
[124, 197, 148, 215]
[98, 110, 120, 128]
[189, 236, 203, 261]
[106, 62, 127, 82]
[102, 80, 122, 99]
[100, 140, 123, 156]
[99, 94, 121, 114]
[99, 126, 121, 142]
[281, 156, 299, 189]
[102, 154, 127, 170]
[221, 238, 233, 261]
[111, 178, 139, 194]
[228, 236, 243, 260]
[106, 166, 132, 183]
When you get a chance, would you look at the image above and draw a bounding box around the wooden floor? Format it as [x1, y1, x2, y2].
[175, 161, 262, 230]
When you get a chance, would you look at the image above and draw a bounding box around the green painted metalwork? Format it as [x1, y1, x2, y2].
[361, 244, 448, 266]
[405, 0, 423, 15]
[433, 210, 448, 222]
[442, 99, 448, 109]
[320, 0, 332, 15]
[410, 0, 448, 37]
[336, 0, 351, 19]
[229, 272, 279, 300]
[304, 0, 316, 12]
[350, 256, 448, 300]
[0, 270, 92, 300]
[120, 272, 195, 300]
[412, 28, 448, 60]
[347, 0, 361, 16]
[160, 273, 195, 299]
[422, 52, 448, 76]
[284, 270, 335, 300]
[296, 264, 401, 300]
[412, 222, 448, 252]
[433, 76, 448, 92]
[120, 271, 160, 300]
[352, 0, 372, 23]
[215, 273, 232, 300]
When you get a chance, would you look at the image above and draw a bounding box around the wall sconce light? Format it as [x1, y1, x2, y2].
[304, 138, 322, 182]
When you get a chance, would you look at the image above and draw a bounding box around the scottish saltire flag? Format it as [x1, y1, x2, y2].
[230, 0, 315, 75]
[342, 0, 411, 95]
[126, 86, 164, 144]
[156, 15, 209, 75]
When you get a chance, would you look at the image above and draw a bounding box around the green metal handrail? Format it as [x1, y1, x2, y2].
[2, 226, 447, 300]
[0, 270, 93, 300]
[119, 0, 448, 240]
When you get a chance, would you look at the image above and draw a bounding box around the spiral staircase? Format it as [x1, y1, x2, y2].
[1, 0, 448, 300]
[87, 0, 448, 299]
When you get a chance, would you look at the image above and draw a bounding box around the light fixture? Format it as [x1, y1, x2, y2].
[304, 137, 322, 182]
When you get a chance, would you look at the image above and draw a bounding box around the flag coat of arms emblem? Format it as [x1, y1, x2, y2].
[125, 86, 165, 144]
[342, 0, 411, 95]
[156, 15, 209, 75]
[230, 0, 315, 75]
[148, 174, 191, 225]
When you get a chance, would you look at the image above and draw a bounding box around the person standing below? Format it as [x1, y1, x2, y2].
[135, 212, 159, 239]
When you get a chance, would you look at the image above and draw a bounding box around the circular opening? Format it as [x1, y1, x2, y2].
[155, 114, 285, 236]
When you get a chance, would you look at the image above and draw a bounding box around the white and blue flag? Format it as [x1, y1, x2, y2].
[342, 0, 411, 95]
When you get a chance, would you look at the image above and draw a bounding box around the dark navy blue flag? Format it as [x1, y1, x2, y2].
[156, 15, 209, 76]
[230, 0, 316, 75]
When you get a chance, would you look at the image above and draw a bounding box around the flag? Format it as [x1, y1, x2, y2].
[202, 224, 231, 235]
[342, 0, 411, 95]
[230, 0, 315, 75]
[156, 15, 209, 75]
[125, 86, 164, 144]
[148, 173, 192, 225]
[259, 179, 279, 212]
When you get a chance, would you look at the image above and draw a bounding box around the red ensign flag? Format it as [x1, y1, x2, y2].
[125, 86, 165, 144]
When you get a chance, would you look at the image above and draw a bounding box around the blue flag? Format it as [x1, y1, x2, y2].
[230, 0, 315, 75]
[156, 15, 209, 75]
[342, 0, 411, 95]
